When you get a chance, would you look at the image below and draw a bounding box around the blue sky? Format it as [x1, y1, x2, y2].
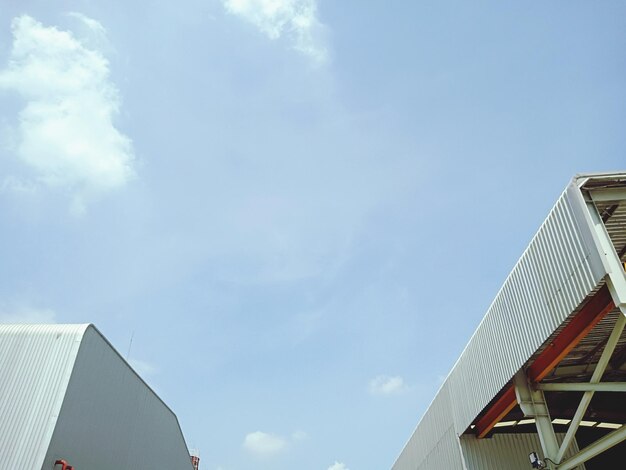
[1, 1, 625, 469]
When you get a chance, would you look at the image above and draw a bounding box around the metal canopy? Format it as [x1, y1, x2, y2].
[393, 172, 626, 470]
[469, 174, 626, 469]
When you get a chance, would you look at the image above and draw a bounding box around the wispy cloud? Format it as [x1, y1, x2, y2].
[67, 11, 107, 37]
[223, 0, 328, 63]
[0, 14, 134, 212]
[243, 431, 288, 457]
[0, 304, 56, 323]
[0, 175, 39, 194]
[327, 462, 349, 470]
[368, 375, 408, 396]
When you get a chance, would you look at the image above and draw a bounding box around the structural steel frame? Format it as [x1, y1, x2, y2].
[474, 286, 615, 439]
[478, 183, 626, 469]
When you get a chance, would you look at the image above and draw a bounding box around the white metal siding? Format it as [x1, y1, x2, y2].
[447, 189, 603, 435]
[461, 433, 585, 470]
[393, 179, 609, 469]
[393, 423, 464, 470]
[0, 324, 87, 470]
[43, 326, 194, 470]
[392, 385, 465, 470]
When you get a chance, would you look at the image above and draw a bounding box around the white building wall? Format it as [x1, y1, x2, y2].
[43, 326, 194, 470]
[447, 185, 605, 436]
[392, 385, 465, 470]
[392, 175, 619, 469]
[461, 433, 585, 470]
[0, 324, 86, 470]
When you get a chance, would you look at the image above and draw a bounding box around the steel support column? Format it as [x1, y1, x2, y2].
[557, 425, 626, 470]
[556, 313, 626, 462]
[547, 194, 626, 465]
[474, 286, 614, 439]
[514, 371, 560, 469]
[475, 289, 620, 443]
[586, 193, 626, 311]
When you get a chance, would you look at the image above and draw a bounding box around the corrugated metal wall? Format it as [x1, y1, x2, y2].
[393, 179, 608, 469]
[393, 388, 465, 470]
[0, 324, 88, 470]
[461, 433, 585, 470]
[43, 326, 194, 470]
[447, 188, 603, 434]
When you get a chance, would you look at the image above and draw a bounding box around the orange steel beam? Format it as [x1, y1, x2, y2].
[475, 285, 615, 438]
[526, 285, 615, 382]
[474, 386, 517, 438]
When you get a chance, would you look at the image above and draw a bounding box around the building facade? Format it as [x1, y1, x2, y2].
[0, 323, 194, 470]
[393, 173, 626, 470]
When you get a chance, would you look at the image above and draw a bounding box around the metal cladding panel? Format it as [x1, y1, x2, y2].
[393, 178, 610, 468]
[447, 187, 603, 434]
[461, 433, 585, 470]
[43, 326, 194, 470]
[393, 425, 463, 470]
[392, 384, 464, 470]
[0, 324, 87, 470]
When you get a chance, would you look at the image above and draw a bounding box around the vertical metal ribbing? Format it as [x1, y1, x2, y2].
[450, 188, 604, 434]
[460, 433, 584, 470]
[395, 182, 609, 469]
[0, 324, 88, 470]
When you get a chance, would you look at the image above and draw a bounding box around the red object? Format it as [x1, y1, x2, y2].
[474, 386, 518, 439]
[475, 285, 615, 438]
[54, 460, 74, 470]
[526, 285, 615, 382]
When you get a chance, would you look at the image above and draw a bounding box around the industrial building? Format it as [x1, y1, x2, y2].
[0, 323, 197, 470]
[3, 173, 625, 470]
[393, 172, 626, 469]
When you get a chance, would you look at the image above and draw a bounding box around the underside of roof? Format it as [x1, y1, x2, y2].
[470, 174, 626, 438]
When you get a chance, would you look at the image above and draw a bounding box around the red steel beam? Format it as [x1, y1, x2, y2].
[526, 285, 615, 382]
[475, 285, 615, 438]
[474, 386, 517, 438]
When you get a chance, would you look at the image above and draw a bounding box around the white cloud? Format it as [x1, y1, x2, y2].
[0, 305, 56, 324]
[243, 431, 287, 457]
[1, 175, 39, 194]
[0, 15, 134, 210]
[369, 375, 408, 395]
[223, 0, 328, 62]
[327, 462, 349, 470]
[67, 12, 107, 37]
